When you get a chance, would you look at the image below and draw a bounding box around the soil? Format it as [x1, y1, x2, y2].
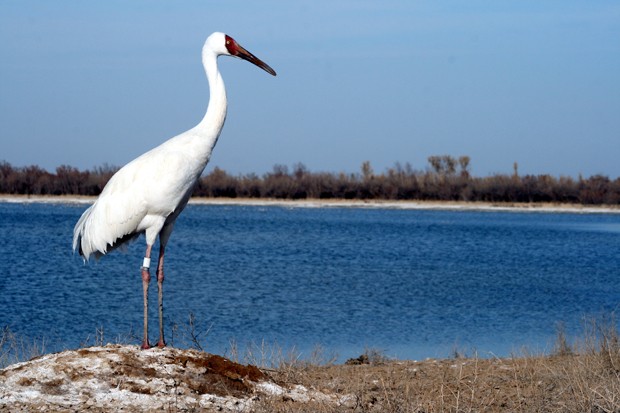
[0, 344, 351, 412]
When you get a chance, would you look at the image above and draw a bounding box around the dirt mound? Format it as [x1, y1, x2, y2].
[0, 344, 347, 412]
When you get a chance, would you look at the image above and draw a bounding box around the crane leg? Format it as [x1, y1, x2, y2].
[141, 244, 153, 350]
[156, 244, 166, 348]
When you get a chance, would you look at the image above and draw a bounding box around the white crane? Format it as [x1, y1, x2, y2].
[73, 32, 276, 349]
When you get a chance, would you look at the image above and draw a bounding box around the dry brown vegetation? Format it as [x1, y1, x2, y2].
[2, 157, 620, 204]
[255, 351, 620, 412]
[237, 317, 620, 412]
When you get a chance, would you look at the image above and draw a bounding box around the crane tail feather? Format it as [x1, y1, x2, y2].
[73, 200, 143, 262]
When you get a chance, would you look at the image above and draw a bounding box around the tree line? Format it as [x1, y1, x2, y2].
[1, 157, 619, 205]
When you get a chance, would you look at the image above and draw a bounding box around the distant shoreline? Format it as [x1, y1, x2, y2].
[2, 194, 620, 214]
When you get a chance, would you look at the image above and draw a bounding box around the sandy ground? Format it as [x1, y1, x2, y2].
[2, 194, 619, 214]
[0, 344, 354, 412]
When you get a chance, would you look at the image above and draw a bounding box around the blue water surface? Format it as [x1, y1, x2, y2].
[1, 202, 619, 361]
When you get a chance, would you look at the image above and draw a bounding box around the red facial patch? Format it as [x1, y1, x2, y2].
[224, 35, 239, 56]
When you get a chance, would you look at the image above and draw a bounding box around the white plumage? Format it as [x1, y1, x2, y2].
[73, 32, 276, 349]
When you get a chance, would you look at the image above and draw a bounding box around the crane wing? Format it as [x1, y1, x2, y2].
[73, 144, 199, 260]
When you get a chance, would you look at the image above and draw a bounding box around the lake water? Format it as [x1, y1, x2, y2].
[1, 201, 619, 362]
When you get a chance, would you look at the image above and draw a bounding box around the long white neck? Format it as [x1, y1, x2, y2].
[194, 49, 227, 157]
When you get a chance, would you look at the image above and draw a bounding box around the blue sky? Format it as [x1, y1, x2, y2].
[1, 1, 619, 178]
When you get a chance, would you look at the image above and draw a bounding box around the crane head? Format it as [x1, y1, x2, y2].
[224, 34, 277, 76]
[205, 32, 276, 76]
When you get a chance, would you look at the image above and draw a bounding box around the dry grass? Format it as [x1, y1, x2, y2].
[253, 351, 620, 412]
[0, 326, 46, 369]
[250, 317, 620, 413]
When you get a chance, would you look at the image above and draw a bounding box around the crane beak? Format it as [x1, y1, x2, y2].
[235, 44, 277, 76]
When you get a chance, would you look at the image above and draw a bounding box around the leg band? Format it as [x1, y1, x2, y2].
[142, 257, 151, 270]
